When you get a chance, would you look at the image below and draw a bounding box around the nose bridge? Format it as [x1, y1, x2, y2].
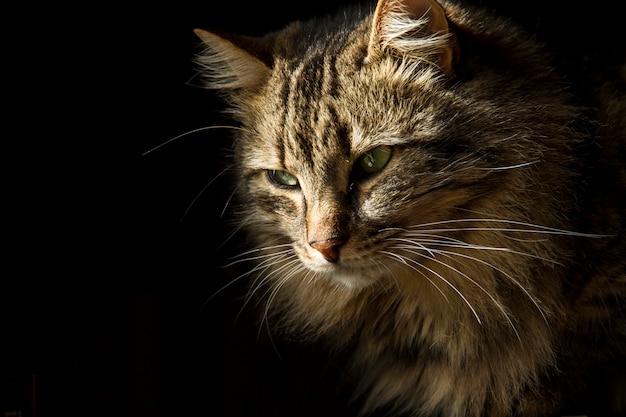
[301, 148, 351, 262]
[306, 190, 348, 244]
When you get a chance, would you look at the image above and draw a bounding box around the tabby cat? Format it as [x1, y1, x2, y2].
[194, 0, 626, 415]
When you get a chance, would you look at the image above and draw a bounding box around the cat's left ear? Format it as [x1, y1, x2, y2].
[367, 0, 459, 76]
[194, 29, 273, 91]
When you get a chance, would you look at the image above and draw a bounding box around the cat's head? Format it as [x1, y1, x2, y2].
[196, 0, 578, 302]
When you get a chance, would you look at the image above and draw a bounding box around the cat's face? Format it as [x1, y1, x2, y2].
[197, 0, 578, 302]
[221, 5, 510, 290]
[236, 56, 497, 290]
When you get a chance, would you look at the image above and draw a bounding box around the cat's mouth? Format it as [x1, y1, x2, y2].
[295, 245, 385, 289]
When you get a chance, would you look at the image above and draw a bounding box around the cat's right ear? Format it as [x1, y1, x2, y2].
[366, 0, 458, 76]
[194, 29, 272, 90]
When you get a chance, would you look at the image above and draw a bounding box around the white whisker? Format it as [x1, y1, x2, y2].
[393, 237, 549, 324]
[384, 223, 552, 326]
[302, 268, 319, 286]
[431, 248, 549, 327]
[391, 237, 437, 258]
[259, 261, 308, 338]
[393, 245, 520, 340]
[141, 125, 251, 156]
[382, 250, 483, 323]
[221, 187, 238, 218]
[181, 166, 233, 222]
[402, 237, 562, 265]
[477, 161, 539, 171]
[382, 250, 451, 304]
[207, 246, 295, 306]
[374, 257, 400, 291]
[239, 253, 300, 321]
[402, 218, 608, 238]
[248, 256, 301, 306]
[224, 244, 294, 266]
[258, 261, 309, 358]
[217, 223, 246, 251]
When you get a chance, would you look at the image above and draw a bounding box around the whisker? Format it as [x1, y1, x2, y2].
[476, 161, 539, 171]
[382, 251, 477, 320]
[141, 125, 250, 156]
[263, 262, 307, 317]
[302, 268, 319, 286]
[217, 223, 246, 251]
[221, 187, 238, 218]
[382, 251, 449, 304]
[258, 262, 308, 357]
[387, 229, 550, 326]
[390, 229, 564, 265]
[258, 260, 305, 327]
[205, 247, 295, 305]
[411, 226, 601, 238]
[247, 256, 301, 307]
[389, 237, 438, 258]
[260, 313, 282, 359]
[431, 248, 549, 327]
[238, 253, 300, 321]
[374, 257, 400, 292]
[393, 245, 520, 340]
[401, 218, 608, 238]
[224, 243, 294, 266]
[408, 238, 562, 265]
[217, 212, 281, 252]
[180, 165, 233, 222]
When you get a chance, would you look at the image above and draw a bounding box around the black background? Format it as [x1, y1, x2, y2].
[3, 1, 624, 416]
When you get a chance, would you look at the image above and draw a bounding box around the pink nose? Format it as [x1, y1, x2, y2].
[309, 238, 345, 263]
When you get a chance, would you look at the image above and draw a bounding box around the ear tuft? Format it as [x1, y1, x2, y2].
[194, 29, 271, 90]
[367, 0, 458, 76]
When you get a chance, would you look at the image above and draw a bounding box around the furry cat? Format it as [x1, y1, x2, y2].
[193, 0, 626, 415]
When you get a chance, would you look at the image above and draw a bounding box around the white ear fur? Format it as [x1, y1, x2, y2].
[367, 0, 457, 75]
[194, 29, 270, 90]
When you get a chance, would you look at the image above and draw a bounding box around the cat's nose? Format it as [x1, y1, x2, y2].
[309, 238, 345, 263]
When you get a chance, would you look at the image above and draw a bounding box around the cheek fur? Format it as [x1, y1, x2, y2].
[248, 180, 304, 236]
[253, 192, 300, 217]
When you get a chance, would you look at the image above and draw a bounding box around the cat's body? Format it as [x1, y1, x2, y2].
[194, 0, 626, 415]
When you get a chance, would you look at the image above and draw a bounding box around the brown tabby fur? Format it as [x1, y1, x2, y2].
[194, 0, 626, 415]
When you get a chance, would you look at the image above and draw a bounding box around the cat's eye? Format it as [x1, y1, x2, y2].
[357, 145, 392, 175]
[267, 169, 299, 188]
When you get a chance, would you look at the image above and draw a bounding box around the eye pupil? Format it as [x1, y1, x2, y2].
[268, 170, 299, 187]
[358, 145, 392, 175]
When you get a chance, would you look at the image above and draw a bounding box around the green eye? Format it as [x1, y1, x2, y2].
[358, 145, 392, 174]
[267, 169, 299, 187]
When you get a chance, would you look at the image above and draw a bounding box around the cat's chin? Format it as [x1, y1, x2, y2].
[306, 262, 381, 290]
[329, 270, 378, 289]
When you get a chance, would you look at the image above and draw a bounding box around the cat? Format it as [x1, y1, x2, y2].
[193, 0, 626, 415]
